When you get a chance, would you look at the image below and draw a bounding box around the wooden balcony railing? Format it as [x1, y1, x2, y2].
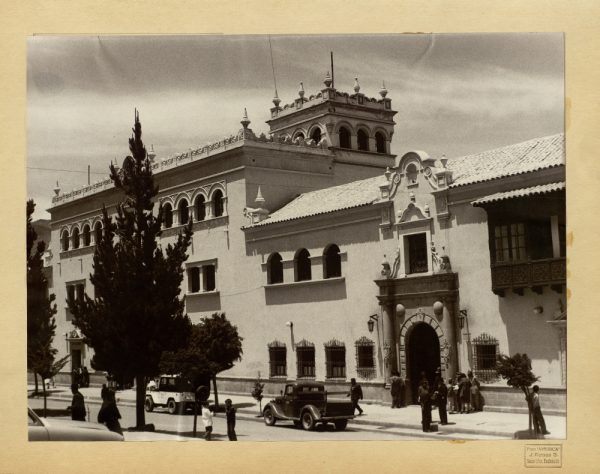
[491, 257, 566, 296]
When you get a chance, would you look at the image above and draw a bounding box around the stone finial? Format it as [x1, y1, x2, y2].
[272, 90, 281, 108]
[255, 185, 265, 206]
[379, 81, 388, 98]
[54, 180, 61, 196]
[241, 108, 251, 129]
[298, 82, 305, 99]
[148, 144, 156, 161]
[353, 77, 361, 93]
[384, 166, 392, 182]
[324, 71, 332, 88]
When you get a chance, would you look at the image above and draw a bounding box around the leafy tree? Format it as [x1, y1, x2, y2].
[70, 111, 193, 429]
[496, 353, 539, 434]
[27, 200, 59, 415]
[251, 379, 265, 414]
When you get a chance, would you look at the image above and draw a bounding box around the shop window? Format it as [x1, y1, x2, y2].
[355, 337, 376, 380]
[294, 248, 311, 282]
[267, 253, 283, 284]
[357, 129, 369, 151]
[94, 222, 103, 244]
[80, 225, 90, 247]
[268, 341, 287, 377]
[72, 228, 80, 249]
[472, 333, 499, 383]
[324, 339, 346, 379]
[296, 340, 315, 378]
[61, 230, 69, 251]
[195, 195, 206, 221]
[163, 203, 173, 228]
[212, 190, 224, 217]
[339, 127, 351, 149]
[375, 132, 386, 153]
[406, 233, 428, 274]
[178, 199, 189, 225]
[323, 244, 341, 279]
[310, 127, 322, 144]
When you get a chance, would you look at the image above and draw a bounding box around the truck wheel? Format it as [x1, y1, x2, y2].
[301, 411, 316, 431]
[144, 396, 154, 412]
[167, 399, 178, 415]
[334, 420, 348, 430]
[263, 407, 276, 426]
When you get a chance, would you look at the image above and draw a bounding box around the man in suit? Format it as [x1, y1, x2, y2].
[348, 378, 364, 415]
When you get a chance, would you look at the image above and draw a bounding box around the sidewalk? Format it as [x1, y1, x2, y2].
[29, 384, 566, 440]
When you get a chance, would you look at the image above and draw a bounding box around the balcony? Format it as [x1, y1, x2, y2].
[491, 257, 566, 296]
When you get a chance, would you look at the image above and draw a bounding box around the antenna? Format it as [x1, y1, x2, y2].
[268, 35, 278, 95]
[330, 51, 334, 88]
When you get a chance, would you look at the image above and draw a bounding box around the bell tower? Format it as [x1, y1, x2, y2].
[266, 73, 397, 164]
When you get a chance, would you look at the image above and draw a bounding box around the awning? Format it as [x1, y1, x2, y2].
[472, 182, 565, 207]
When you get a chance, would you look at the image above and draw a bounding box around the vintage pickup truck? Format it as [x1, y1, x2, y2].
[262, 381, 355, 431]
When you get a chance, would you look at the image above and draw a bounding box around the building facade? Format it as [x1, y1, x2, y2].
[42, 73, 566, 411]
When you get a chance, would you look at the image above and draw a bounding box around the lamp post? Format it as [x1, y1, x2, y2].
[286, 321, 294, 350]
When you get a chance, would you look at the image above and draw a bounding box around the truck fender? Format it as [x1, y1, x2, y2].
[301, 404, 322, 421]
[265, 402, 287, 420]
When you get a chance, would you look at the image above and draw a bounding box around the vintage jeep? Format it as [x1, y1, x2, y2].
[262, 381, 354, 431]
[144, 375, 196, 415]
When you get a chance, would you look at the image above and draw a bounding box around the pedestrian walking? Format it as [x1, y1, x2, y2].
[468, 371, 481, 411]
[531, 385, 550, 438]
[390, 371, 404, 409]
[458, 372, 471, 413]
[225, 398, 237, 441]
[434, 377, 449, 425]
[418, 380, 432, 432]
[81, 366, 90, 388]
[98, 389, 123, 435]
[347, 378, 364, 415]
[69, 383, 86, 421]
[201, 401, 214, 441]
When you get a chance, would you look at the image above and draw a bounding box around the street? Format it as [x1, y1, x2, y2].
[28, 397, 433, 441]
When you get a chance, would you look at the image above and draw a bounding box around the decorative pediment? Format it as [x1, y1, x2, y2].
[324, 338, 345, 348]
[296, 339, 314, 348]
[397, 202, 430, 223]
[267, 340, 286, 348]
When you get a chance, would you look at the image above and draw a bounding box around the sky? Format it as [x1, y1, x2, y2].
[27, 34, 564, 219]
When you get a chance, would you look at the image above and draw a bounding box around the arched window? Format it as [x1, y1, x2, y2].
[94, 222, 103, 244]
[293, 132, 305, 141]
[406, 163, 419, 185]
[72, 228, 80, 249]
[163, 203, 173, 228]
[294, 248, 311, 282]
[61, 230, 69, 251]
[357, 129, 369, 151]
[82, 224, 91, 247]
[267, 253, 283, 284]
[323, 244, 341, 279]
[310, 127, 322, 143]
[375, 132, 386, 153]
[178, 199, 189, 225]
[212, 190, 224, 217]
[339, 127, 351, 149]
[195, 195, 206, 221]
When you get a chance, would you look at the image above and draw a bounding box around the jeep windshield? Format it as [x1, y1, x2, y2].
[161, 377, 194, 392]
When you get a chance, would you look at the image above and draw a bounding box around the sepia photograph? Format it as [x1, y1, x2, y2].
[26, 33, 565, 443]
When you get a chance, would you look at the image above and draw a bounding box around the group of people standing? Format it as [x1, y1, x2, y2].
[200, 399, 238, 441]
[69, 382, 122, 435]
[447, 370, 482, 414]
[71, 366, 90, 388]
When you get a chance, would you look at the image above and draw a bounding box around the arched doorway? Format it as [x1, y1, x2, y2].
[407, 322, 440, 403]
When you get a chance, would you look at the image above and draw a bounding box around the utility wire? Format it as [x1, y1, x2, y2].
[28, 166, 106, 175]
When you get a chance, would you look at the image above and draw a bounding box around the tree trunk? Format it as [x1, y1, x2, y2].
[42, 380, 47, 418]
[34, 372, 39, 395]
[193, 402, 198, 437]
[524, 387, 533, 435]
[212, 376, 219, 408]
[135, 375, 146, 429]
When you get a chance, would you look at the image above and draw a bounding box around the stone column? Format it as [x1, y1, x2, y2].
[382, 303, 396, 384]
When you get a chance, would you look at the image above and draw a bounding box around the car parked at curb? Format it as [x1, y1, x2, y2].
[28, 408, 124, 441]
[145, 375, 196, 415]
[262, 381, 355, 431]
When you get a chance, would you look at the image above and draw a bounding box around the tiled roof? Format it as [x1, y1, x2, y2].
[447, 133, 564, 187]
[472, 182, 565, 206]
[248, 175, 386, 227]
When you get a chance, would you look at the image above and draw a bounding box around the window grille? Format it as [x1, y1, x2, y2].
[355, 336, 376, 380]
[324, 339, 346, 379]
[268, 340, 287, 377]
[296, 339, 315, 378]
[472, 333, 500, 383]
